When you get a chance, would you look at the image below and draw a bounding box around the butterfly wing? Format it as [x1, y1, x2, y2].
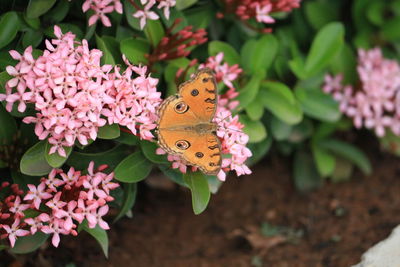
[157, 128, 221, 175]
[178, 68, 218, 123]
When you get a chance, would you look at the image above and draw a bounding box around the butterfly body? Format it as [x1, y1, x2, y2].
[156, 69, 222, 175]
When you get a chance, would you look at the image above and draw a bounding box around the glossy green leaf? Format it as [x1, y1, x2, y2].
[96, 35, 117, 65]
[241, 35, 278, 74]
[240, 115, 267, 143]
[305, 1, 339, 30]
[159, 165, 187, 187]
[67, 145, 129, 170]
[115, 131, 140, 145]
[259, 82, 303, 125]
[176, 0, 198, 10]
[42, 0, 69, 23]
[312, 144, 336, 177]
[245, 98, 264, 121]
[114, 183, 137, 222]
[20, 141, 53, 176]
[270, 117, 292, 141]
[304, 22, 344, 77]
[183, 171, 210, 215]
[22, 29, 43, 48]
[318, 139, 371, 175]
[0, 105, 17, 144]
[140, 140, 169, 164]
[246, 135, 272, 166]
[144, 20, 165, 47]
[208, 41, 240, 65]
[78, 221, 109, 258]
[97, 124, 120, 140]
[44, 141, 72, 168]
[0, 12, 21, 49]
[9, 232, 48, 254]
[26, 0, 56, 18]
[114, 151, 153, 183]
[295, 88, 341, 122]
[237, 70, 265, 108]
[120, 38, 149, 65]
[293, 150, 322, 192]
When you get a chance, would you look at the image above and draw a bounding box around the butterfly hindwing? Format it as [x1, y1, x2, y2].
[157, 129, 221, 175]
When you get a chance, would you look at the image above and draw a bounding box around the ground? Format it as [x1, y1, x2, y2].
[2, 138, 400, 267]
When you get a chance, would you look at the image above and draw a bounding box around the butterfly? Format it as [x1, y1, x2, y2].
[156, 68, 221, 175]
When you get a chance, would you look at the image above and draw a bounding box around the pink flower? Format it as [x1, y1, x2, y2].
[83, 0, 123, 27]
[255, 3, 275, 24]
[9, 196, 30, 218]
[90, 205, 110, 229]
[133, 0, 159, 29]
[1, 26, 162, 156]
[2, 219, 30, 247]
[323, 48, 400, 137]
[24, 183, 52, 209]
[158, 0, 176, 19]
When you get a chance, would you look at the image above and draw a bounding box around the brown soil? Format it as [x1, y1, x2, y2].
[3, 141, 400, 267]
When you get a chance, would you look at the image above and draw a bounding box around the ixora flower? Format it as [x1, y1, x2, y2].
[0, 162, 119, 248]
[82, 0, 123, 27]
[0, 26, 162, 157]
[323, 48, 400, 137]
[157, 53, 252, 181]
[219, 0, 301, 29]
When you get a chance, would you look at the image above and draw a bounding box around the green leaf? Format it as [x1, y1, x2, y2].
[144, 20, 165, 47]
[382, 17, 400, 41]
[42, 0, 70, 23]
[304, 22, 344, 77]
[0, 105, 17, 144]
[240, 115, 267, 143]
[9, 232, 48, 254]
[208, 41, 240, 65]
[245, 98, 264, 121]
[183, 171, 210, 215]
[241, 35, 278, 74]
[78, 221, 109, 258]
[20, 141, 53, 176]
[140, 140, 169, 164]
[96, 35, 117, 65]
[295, 88, 341, 122]
[115, 131, 139, 145]
[114, 183, 137, 222]
[44, 141, 72, 168]
[185, 5, 213, 29]
[312, 143, 336, 177]
[305, 1, 339, 30]
[26, 0, 56, 18]
[176, 0, 198, 10]
[97, 124, 120, 140]
[120, 38, 150, 65]
[330, 43, 357, 84]
[293, 150, 322, 192]
[259, 82, 303, 125]
[22, 29, 43, 48]
[270, 117, 292, 141]
[246, 135, 272, 166]
[318, 139, 371, 175]
[0, 12, 21, 49]
[159, 165, 187, 187]
[237, 70, 265, 108]
[114, 151, 153, 183]
[67, 144, 129, 170]
[331, 157, 353, 182]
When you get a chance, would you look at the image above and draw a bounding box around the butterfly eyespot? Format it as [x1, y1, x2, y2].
[174, 102, 188, 114]
[195, 152, 204, 158]
[191, 89, 199, 96]
[209, 163, 216, 167]
[175, 140, 190, 150]
[202, 78, 209, 83]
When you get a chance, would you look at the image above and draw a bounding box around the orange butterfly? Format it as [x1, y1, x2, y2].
[156, 68, 221, 175]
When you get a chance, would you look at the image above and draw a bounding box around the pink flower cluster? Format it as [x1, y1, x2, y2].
[157, 53, 252, 181]
[0, 162, 118, 248]
[323, 48, 400, 137]
[220, 0, 301, 26]
[133, 0, 177, 29]
[82, 0, 123, 27]
[0, 26, 161, 156]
